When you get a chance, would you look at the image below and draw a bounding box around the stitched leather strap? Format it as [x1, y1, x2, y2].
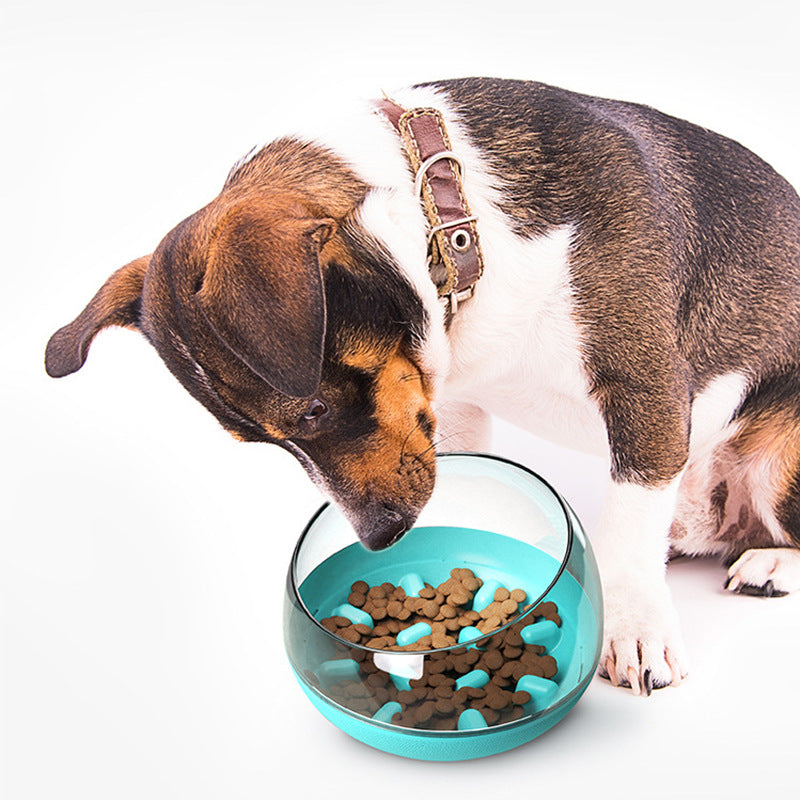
[377, 98, 484, 308]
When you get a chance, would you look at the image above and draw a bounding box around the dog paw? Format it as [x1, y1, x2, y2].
[725, 547, 800, 597]
[597, 581, 688, 696]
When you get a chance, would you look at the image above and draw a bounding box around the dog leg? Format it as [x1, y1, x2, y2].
[594, 476, 689, 695]
[434, 401, 491, 452]
[725, 547, 800, 596]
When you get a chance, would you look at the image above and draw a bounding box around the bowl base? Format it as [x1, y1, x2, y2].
[293, 668, 589, 761]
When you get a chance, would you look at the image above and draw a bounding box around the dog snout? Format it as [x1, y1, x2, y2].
[355, 503, 415, 551]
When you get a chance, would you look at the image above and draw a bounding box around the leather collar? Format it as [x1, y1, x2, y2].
[376, 97, 484, 316]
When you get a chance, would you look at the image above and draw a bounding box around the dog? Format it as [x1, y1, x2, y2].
[45, 77, 800, 696]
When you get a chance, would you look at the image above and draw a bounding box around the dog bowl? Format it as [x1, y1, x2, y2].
[283, 452, 603, 761]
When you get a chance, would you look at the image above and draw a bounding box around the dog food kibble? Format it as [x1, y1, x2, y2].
[317, 568, 561, 730]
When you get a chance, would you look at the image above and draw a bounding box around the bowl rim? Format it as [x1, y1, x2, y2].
[288, 451, 575, 657]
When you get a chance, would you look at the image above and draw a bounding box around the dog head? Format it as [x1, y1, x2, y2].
[45, 141, 438, 549]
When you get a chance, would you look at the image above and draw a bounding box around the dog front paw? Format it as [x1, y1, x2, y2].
[598, 581, 688, 696]
[725, 547, 800, 597]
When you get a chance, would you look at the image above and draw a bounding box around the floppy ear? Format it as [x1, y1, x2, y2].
[45, 255, 150, 378]
[196, 207, 333, 398]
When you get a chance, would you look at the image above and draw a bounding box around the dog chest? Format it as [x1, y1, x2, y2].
[438, 225, 610, 458]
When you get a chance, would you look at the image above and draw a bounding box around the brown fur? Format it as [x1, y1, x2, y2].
[45, 131, 430, 549]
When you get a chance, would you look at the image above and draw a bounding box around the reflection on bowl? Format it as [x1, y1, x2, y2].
[283, 453, 603, 761]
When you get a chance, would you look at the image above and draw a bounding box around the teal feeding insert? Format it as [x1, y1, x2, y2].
[283, 453, 603, 761]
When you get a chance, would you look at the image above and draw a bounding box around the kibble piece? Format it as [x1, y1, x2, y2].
[435, 698, 455, 714]
[348, 592, 366, 608]
[494, 587, 511, 602]
[482, 615, 502, 632]
[386, 600, 403, 617]
[484, 650, 504, 671]
[414, 701, 436, 723]
[434, 684, 454, 701]
[501, 599, 519, 615]
[450, 590, 470, 606]
[505, 629, 523, 647]
[426, 660, 447, 676]
[481, 707, 500, 725]
[499, 661, 517, 679]
[510, 589, 527, 603]
[351, 580, 369, 594]
[540, 656, 558, 678]
[486, 688, 511, 710]
[421, 600, 440, 618]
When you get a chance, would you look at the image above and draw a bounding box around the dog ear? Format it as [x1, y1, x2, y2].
[45, 255, 150, 378]
[195, 207, 333, 398]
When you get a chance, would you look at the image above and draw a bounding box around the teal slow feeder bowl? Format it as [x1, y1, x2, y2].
[283, 453, 603, 761]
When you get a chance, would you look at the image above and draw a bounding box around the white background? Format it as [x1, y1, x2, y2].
[3, 1, 800, 798]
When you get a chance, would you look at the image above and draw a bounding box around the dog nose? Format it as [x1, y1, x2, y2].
[359, 506, 409, 551]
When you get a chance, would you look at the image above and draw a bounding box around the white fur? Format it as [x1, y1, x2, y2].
[671, 373, 749, 557]
[594, 476, 689, 691]
[433, 401, 492, 452]
[689, 372, 748, 451]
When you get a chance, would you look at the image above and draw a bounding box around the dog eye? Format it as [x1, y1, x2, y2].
[301, 399, 329, 422]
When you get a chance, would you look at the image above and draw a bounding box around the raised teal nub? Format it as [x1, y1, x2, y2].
[331, 603, 373, 629]
[396, 622, 432, 647]
[455, 669, 490, 690]
[372, 701, 402, 723]
[398, 573, 426, 597]
[457, 709, 488, 730]
[472, 578, 504, 612]
[520, 619, 560, 649]
[515, 674, 558, 709]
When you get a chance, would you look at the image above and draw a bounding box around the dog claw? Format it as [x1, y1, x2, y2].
[627, 667, 641, 696]
[725, 574, 741, 592]
[727, 577, 789, 598]
[643, 668, 653, 696]
[666, 649, 684, 686]
[605, 656, 619, 687]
